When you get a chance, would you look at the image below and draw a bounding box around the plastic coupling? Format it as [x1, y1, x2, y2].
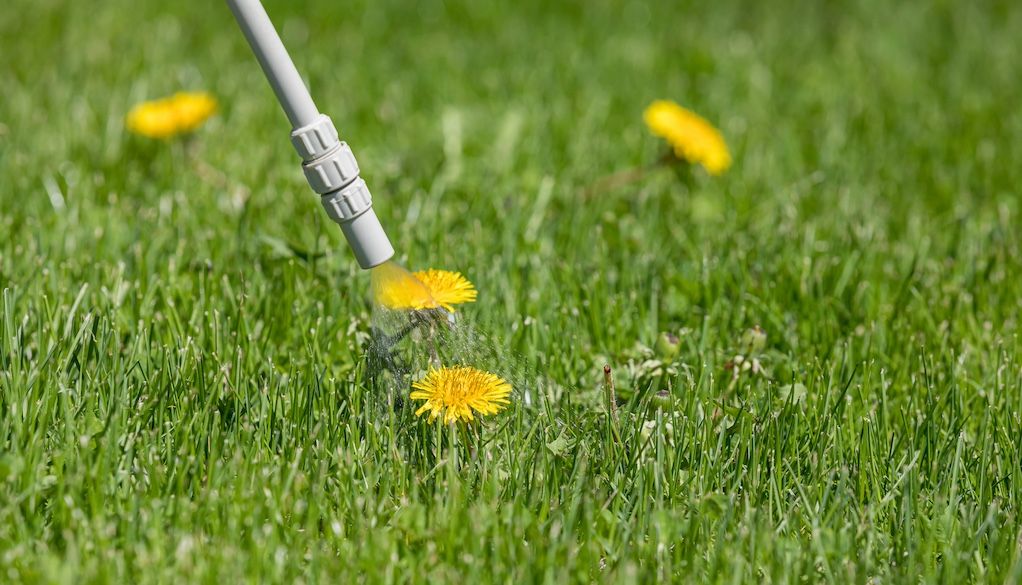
[291, 115, 394, 268]
[291, 115, 360, 194]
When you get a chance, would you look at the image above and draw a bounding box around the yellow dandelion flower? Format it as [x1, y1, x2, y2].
[372, 262, 477, 312]
[126, 91, 218, 139]
[371, 261, 437, 311]
[412, 269, 477, 312]
[411, 366, 512, 424]
[643, 99, 731, 175]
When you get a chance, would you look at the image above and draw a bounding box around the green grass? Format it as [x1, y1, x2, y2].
[2, 0, 1022, 582]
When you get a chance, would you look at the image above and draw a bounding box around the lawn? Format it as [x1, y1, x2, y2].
[2, 0, 1022, 582]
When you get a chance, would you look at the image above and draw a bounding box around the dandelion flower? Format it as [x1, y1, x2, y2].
[411, 366, 512, 423]
[371, 261, 437, 311]
[643, 100, 731, 175]
[412, 269, 477, 312]
[126, 91, 218, 139]
[372, 264, 477, 312]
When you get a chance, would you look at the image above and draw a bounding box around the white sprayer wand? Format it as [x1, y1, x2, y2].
[226, 0, 395, 269]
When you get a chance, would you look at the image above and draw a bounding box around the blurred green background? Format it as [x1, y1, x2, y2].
[1, 0, 1021, 582]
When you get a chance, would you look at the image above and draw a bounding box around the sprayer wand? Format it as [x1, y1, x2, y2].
[225, 0, 395, 269]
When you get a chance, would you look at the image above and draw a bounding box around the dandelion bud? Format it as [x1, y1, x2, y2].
[651, 389, 674, 410]
[655, 332, 681, 360]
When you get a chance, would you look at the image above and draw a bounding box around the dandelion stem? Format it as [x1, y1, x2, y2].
[582, 150, 677, 197]
[371, 309, 449, 350]
[427, 320, 441, 368]
[447, 421, 461, 489]
[187, 142, 251, 204]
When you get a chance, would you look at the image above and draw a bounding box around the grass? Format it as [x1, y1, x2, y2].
[2, 0, 1022, 582]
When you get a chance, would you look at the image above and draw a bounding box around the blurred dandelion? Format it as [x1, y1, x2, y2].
[410, 366, 512, 423]
[371, 262, 437, 312]
[126, 91, 218, 139]
[585, 99, 731, 196]
[373, 267, 476, 312]
[643, 99, 731, 175]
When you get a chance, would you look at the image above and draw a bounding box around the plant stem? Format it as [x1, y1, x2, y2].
[582, 150, 677, 197]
